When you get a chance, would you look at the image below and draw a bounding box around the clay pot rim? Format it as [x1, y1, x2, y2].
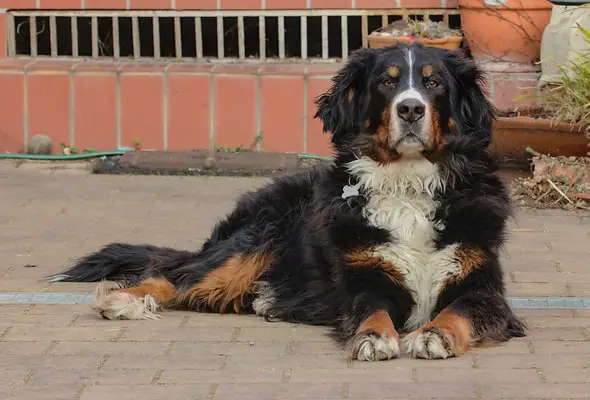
[367, 33, 464, 45]
[457, 0, 553, 9]
[495, 116, 588, 133]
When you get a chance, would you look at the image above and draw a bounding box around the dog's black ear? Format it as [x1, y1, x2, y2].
[444, 51, 495, 147]
[314, 48, 376, 142]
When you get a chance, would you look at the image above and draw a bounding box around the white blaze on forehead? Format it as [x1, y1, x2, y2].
[407, 48, 415, 88]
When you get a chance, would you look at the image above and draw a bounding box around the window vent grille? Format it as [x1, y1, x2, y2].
[8, 9, 461, 63]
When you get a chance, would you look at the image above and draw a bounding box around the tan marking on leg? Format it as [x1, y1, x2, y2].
[454, 248, 485, 278]
[350, 310, 401, 361]
[444, 248, 486, 288]
[180, 252, 275, 313]
[422, 308, 473, 355]
[358, 310, 399, 340]
[344, 250, 404, 282]
[93, 277, 176, 321]
[119, 277, 177, 304]
[403, 308, 473, 359]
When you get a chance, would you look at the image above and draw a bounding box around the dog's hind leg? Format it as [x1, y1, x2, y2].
[93, 277, 177, 320]
[174, 251, 276, 314]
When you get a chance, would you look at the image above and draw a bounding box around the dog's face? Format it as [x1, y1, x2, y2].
[315, 44, 494, 164]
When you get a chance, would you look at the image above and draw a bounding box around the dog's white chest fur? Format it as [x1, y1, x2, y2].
[347, 157, 460, 332]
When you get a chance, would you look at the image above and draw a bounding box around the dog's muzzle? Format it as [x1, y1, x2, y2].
[390, 98, 429, 155]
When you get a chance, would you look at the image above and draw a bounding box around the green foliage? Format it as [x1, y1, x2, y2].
[215, 134, 263, 153]
[379, 20, 462, 39]
[540, 23, 590, 129]
[59, 143, 98, 154]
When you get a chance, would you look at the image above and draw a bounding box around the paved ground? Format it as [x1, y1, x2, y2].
[0, 161, 589, 400]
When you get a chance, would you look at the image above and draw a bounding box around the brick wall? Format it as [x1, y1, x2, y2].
[0, 1, 539, 155]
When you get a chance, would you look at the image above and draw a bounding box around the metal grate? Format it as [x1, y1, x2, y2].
[7, 9, 461, 63]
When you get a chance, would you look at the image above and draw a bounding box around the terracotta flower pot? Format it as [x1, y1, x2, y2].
[458, 0, 553, 63]
[490, 115, 588, 166]
[367, 34, 464, 51]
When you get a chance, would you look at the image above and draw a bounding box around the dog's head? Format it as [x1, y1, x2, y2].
[314, 44, 494, 164]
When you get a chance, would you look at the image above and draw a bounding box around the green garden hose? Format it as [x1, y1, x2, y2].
[0, 150, 127, 160]
[0, 151, 335, 162]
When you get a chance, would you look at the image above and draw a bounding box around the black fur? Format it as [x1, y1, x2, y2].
[49, 44, 525, 360]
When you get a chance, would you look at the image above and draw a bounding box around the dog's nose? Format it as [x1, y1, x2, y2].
[397, 99, 425, 123]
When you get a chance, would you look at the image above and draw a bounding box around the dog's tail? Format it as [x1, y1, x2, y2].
[45, 243, 193, 283]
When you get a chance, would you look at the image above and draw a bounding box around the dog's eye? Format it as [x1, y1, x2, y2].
[427, 79, 440, 89]
[382, 79, 395, 88]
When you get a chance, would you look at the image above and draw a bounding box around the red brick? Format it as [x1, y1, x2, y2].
[220, 0, 262, 9]
[399, 0, 443, 7]
[306, 64, 341, 76]
[121, 74, 164, 150]
[0, 59, 33, 71]
[260, 65, 306, 76]
[0, 0, 37, 8]
[261, 77, 305, 153]
[266, 0, 307, 8]
[27, 74, 71, 151]
[166, 63, 214, 74]
[306, 78, 334, 157]
[72, 61, 120, 73]
[310, 0, 351, 7]
[355, 0, 398, 7]
[38, 0, 82, 7]
[175, 0, 218, 9]
[26, 60, 77, 72]
[85, 0, 127, 8]
[446, 0, 458, 6]
[119, 63, 167, 73]
[492, 79, 539, 111]
[214, 64, 260, 75]
[167, 73, 211, 150]
[214, 75, 257, 149]
[0, 73, 24, 152]
[129, 0, 172, 8]
[74, 74, 118, 151]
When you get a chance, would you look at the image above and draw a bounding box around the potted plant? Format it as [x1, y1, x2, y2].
[458, 0, 553, 63]
[367, 20, 463, 51]
[490, 23, 589, 167]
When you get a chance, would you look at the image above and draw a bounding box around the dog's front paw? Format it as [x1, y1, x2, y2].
[403, 327, 454, 359]
[348, 331, 400, 361]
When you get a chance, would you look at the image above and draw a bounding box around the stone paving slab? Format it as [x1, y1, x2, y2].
[1, 161, 589, 399]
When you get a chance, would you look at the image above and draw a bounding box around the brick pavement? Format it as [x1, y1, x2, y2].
[0, 161, 589, 400]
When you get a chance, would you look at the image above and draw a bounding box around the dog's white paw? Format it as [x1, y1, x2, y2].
[349, 332, 400, 361]
[93, 282, 161, 321]
[403, 328, 453, 360]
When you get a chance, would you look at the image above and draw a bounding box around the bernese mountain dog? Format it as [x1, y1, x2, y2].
[47, 43, 526, 361]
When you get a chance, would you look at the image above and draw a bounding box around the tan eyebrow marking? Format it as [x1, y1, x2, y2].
[388, 66, 400, 78]
[422, 64, 434, 78]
